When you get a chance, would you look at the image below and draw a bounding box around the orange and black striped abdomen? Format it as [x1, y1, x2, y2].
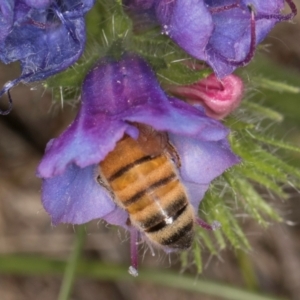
[100, 135, 195, 250]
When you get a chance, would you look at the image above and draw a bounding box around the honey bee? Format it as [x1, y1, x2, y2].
[98, 123, 195, 251]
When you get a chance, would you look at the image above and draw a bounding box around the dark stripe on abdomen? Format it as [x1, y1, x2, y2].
[142, 194, 187, 229]
[145, 204, 188, 233]
[123, 174, 176, 207]
[160, 221, 194, 246]
[108, 155, 157, 182]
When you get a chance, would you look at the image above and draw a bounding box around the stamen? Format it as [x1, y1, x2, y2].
[216, 5, 256, 67]
[0, 89, 13, 115]
[256, 0, 297, 22]
[209, 1, 240, 14]
[196, 217, 221, 231]
[0, 73, 33, 115]
[128, 227, 139, 277]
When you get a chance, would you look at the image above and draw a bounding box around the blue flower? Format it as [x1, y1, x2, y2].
[123, 0, 296, 78]
[0, 0, 95, 112]
[204, 0, 297, 77]
[37, 52, 239, 227]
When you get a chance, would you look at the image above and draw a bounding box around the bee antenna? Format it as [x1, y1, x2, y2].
[196, 217, 221, 231]
[128, 228, 139, 277]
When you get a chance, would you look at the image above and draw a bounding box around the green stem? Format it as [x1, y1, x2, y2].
[57, 226, 86, 300]
[0, 255, 287, 300]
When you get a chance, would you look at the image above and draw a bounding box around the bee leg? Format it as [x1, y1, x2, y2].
[128, 227, 140, 277]
[96, 174, 115, 200]
[196, 217, 221, 231]
[165, 141, 181, 168]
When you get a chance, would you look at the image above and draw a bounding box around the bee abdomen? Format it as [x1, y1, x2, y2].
[144, 203, 188, 233]
[108, 155, 156, 182]
[141, 194, 187, 230]
[123, 173, 176, 207]
[107, 153, 174, 209]
[145, 203, 195, 250]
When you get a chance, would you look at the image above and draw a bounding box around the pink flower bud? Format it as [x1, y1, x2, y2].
[167, 74, 244, 120]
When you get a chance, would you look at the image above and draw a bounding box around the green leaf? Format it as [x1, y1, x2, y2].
[180, 251, 189, 269]
[235, 166, 287, 198]
[224, 118, 255, 131]
[225, 174, 282, 225]
[157, 62, 211, 85]
[232, 139, 288, 182]
[242, 102, 283, 122]
[233, 138, 300, 181]
[246, 130, 300, 154]
[197, 230, 218, 255]
[201, 191, 250, 250]
[252, 76, 300, 94]
[213, 227, 227, 250]
[193, 241, 202, 274]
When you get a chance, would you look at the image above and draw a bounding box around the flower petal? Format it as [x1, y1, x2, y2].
[37, 116, 138, 178]
[102, 207, 129, 227]
[184, 181, 209, 211]
[156, 0, 213, 62]
[0, 1, 14, 43]
[24, 0, 52, 9]
[41, 163, 116, 225]
[169, 133, 240, 185]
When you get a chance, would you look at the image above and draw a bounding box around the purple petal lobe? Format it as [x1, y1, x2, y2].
[156, 0, 213, 61]
[0, 1, 14, 43]
[102, 207, 129, 227]
[169, 134, 240, 185]
[41, 163, 116, 225]
[37, 116, 136, 178]
[184, 181, 209, 211]
[24, 0, 52, 9]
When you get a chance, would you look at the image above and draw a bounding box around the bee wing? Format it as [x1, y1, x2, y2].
[136, 123, 181, 168]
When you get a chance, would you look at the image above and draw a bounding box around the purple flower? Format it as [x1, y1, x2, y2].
[123, 0, 296, 78]
[204, 0, 297, 77]
[0, 0, 95, 113]
[37, 52, 239, 227]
